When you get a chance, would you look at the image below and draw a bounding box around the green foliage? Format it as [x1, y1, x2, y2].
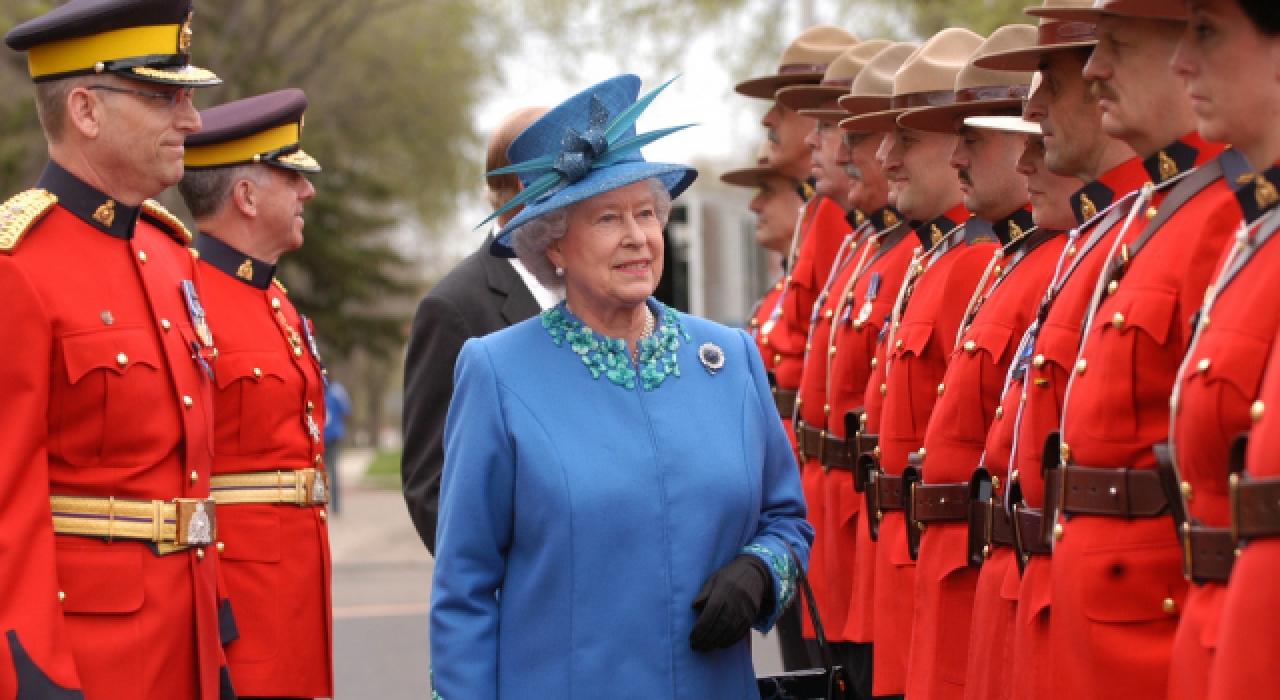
[869, 0, 1035, 38]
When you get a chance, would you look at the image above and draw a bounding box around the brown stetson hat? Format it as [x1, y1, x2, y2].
[777, 40, 893, 116]
[1029, 0, 1187, 23]
[974, 0, 1099, 71]
[836, 42, 920, 122]
[964, 74, 1045, 135]
[839, 28, 984, 133]
[721, 143, 794, 189]
[734, 25, 861, 99]
[897, 25, 1037, 133]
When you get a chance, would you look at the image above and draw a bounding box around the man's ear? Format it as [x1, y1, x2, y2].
[232, 178, 257, 219]
[65, 86, 103, 140]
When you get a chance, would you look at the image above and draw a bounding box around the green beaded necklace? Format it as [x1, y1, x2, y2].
[542, 301, 690, 391]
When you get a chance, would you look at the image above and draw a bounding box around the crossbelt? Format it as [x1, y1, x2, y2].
[209, 468, 329, 506]
[51, 495, 216, 554]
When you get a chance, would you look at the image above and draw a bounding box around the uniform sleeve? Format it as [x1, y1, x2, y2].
[737, 329, 814, 632]
[0, 256, 84, 697]
[401, 294, 474, 555]
[429, 339, 514, 700]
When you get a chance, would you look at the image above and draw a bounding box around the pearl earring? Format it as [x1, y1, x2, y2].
[555, 266, 564, 277]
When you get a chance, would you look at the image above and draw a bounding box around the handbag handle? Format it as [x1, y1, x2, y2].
[782, 542, 834, 675]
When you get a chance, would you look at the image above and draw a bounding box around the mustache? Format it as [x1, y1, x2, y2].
[844, 163, 863, 179]
[957, 170, 974, 187]
[1089, 80, 1117, 103]
[767, 128, 780, 144]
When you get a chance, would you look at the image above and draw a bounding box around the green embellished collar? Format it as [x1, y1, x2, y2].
[542, 300, 690, 391]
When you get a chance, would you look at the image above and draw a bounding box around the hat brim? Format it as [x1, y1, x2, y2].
[836, 95, 891, 119]
[963, 115, 1042, 135]
[896, 98, 1026, 133]
[123, 63, 221, 87]
[270, 148, 322, 173]
[839, 107, 908, 133]
[735, 72, 825, 100]
[1027, 7, 1186, 22]
[721, 166, 792, 188]
[776, 84, 850, 111]
[491, 162, 698, 257]
[798, 108, 852, 121]
[973, 41, 1098, 71]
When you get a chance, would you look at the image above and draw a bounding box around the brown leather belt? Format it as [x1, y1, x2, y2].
[1181, 525, 1235, 584]
[1060, 465, 1170, 517]
[796, 424, 824, 464]
[877, 474, 905, 512]
[820, 434, 857, 472]
[912, 483, 970, 523]
[986, 500, 1016, 546]
[1014, 507, 1052, 557]
[1231, 475, 1280, 539]
[774, 387, 798, 420]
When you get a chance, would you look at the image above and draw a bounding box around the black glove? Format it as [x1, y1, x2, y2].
[689, 553, 772, 652]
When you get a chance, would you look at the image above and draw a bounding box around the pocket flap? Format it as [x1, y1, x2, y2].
[56, 546, 145, 614]
[1106, 286, 1179, 346]
[1191, 330, 1272, 396]
[898, 322, 934, 358]
[1036, 321, 1083, 372]
[214, 351, 293, 390]
[217, 510, 282, 563]
[1081, 542, 1186, 622]
[61, 328, 161, 385]
[965, 322, 1015, 365]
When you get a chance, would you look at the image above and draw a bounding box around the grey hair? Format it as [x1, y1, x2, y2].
[510, 177, 673, 289]
[178, 164, 270, 221]
[34, 75, 95, 144]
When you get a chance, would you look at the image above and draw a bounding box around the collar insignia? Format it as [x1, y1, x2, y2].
[236, 259, 255, 281]
[884, 210, 899, 228]
[1080, 193, 1098, 221]
[1009, 221, 1025, 243]
[930, 224, 944, 246]
[93, 199, 115, 228]
[1257, 175, 1278, 212]
[1157, 151, 1178, 181]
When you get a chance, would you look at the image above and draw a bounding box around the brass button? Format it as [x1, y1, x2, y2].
[873, 446, 882, 458]
[991, 475, 1001, 491]
[774, 354, 781, 365]
[1181, 481, 1194, 502]
[828, 346, 837, 357]
[824, 404, 831, 416]
[936, 383, 945, 396]
[59, 591, 66, 603]
[116, 353, 128, 367]
[197, 548, 205, 560]
[1200, 315, 1210, 331]
[880, 383, 887, 396]
[138, 251, 147, 263]
[1076, 359, 1087, 375]
[183, 396, 193, 408]
[1162, 597, 1177, 614]
[995, 406, 1004, 420]
[1198, 358, 1211, 374]
[319, 509, 328, 522]
[1107, 280, 1118, 296]
[1011, 470, 1020, 482]
[1146, 206, 1158, 220]
[853, 320, 864, 330]
[272, 298, 282, 310]
[253, 368, 262, 378]
[824, 309, 834, 320]
[294, 346, 303, 357]
[216, 542, 225, 553]
[1033, 354, 1045, 369]
[1060, 442, 1071, 462]
[189, 471, 198, 484]
[1252, 400, 1265, 422]
[190, 249, 199, 259]
[161, 319, 171, 331]
[315, 455, 324, 466]
[307, 401, 315, 414]
[1054, 523, 1065, 541]
[983, 544, 991, 558]
[918, 447, 927, 459]
[805, 342, 812, 353]
[1112, 313, 1125, 329]
[870, 358, 878, 369]
[1067, 245, 1077, 257]
[964, 340, 976, 353]
[994, 266, 1003, 278]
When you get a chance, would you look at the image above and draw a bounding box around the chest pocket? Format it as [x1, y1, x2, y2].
[1180, 329, 1272, 488]
[213, 351, 300, 455]
[1081, 286, 1180, 443]
[887, 322, 939, 438]
[932, 322, 1014, 445]
[53, 327, 181, 467]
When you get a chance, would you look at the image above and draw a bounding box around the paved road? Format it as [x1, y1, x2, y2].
[328, 449, 784, 698]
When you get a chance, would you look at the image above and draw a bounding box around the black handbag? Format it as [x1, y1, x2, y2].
[756, 545, 852, 700]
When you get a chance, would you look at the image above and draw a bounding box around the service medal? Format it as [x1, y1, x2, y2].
[180, 280, 214, 347]
[856, 300, 874, 325]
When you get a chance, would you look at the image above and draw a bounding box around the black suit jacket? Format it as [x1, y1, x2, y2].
[401, 235, 542, 553]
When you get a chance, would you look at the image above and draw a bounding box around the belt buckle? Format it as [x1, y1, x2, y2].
[301, 468, 330, 506]
[1228, 472, 1241, 542]
[869, 470, 882, 521]
[1181, 522, 1194, 582]
[174, 498, 216, 546]
[819, 429, 828, 473]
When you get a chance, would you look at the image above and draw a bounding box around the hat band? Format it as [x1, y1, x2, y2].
[185, 122, 302, 169]
[1038, 21, 1097, 45]
[955, 84, 1030, 103]
[27, 24, 182, 79]
[778, 62, 830, 75]
[890, 89, 957, 110]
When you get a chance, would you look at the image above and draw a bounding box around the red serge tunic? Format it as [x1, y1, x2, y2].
[194, 234, 334, 698]
[1165, 158, 1279, 700]
[836, 215, 915, 644]
[1050, 135, 1235, 700]
[1005, 156, 1151, 700]
[795, 207, 902, 641]
[873, 205, 993, 696]
[0, 162, 224, 700]
[907, 211, 1062, 700]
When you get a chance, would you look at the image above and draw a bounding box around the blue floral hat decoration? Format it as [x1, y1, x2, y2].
[480, 74, 698, 257]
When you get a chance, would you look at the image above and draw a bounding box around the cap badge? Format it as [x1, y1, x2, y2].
[93, 199, 115, 228]
[699, 342, 725, 376]
[1080, 193, 1098, 221]
[1157, 151, 1178, 181]
[1257, 175, 1278, 212]
[236, 259, 255, 281]
[179, 12, 194, 53]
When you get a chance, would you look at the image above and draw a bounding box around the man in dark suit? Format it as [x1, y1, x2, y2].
[402, 106, 554, 554]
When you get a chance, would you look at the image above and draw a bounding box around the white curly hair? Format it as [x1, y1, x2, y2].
[510, 178, 673, 290]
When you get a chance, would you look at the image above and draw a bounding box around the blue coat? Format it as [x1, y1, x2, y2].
[430, 299, 813, 700]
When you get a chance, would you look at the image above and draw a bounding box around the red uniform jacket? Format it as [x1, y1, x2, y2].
[195, 233, 334, 697]
[1210, 169, 1280, 699]
[1007, 156, 1151, 700]
[908, 211, 1062, 700]
[1166, 157, 1278, 700]
[0, 161, 224, 700]
[839, 216, 915, 644]
[750, 278, 784, 359]
[1051, 135, 1234, 700]
[874, 205, 992, 696]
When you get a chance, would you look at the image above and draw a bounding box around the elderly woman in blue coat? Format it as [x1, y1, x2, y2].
[429, 74, 814, 700]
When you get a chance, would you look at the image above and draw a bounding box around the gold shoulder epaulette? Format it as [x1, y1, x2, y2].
[273, 278, 288, 294]
[0, 189, 58, 254]
[140, 199, 193, 244]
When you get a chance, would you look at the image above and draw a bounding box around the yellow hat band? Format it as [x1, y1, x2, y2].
[184, 123, 302, 168]
[27, 24, 182, 79]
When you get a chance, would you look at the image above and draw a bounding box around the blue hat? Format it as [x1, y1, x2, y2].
[482, 74, 698, 257]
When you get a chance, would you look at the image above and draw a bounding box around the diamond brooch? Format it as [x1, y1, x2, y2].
[699, 342, 725, 376]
